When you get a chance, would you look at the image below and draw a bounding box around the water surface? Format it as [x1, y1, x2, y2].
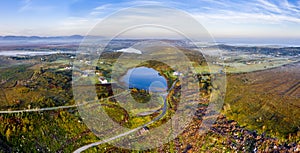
[121, 67, 167, 92]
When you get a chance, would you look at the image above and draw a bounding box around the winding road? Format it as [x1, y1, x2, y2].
[73, 80, 178, 153]
[0, 104, 78, 114]
[0, 90, 130, 114]
[0, 78, 178, 153]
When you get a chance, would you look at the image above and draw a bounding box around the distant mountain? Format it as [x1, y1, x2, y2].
[65, 35, 83, 39]
[214, 44, 300, 56]
[0, 35, 84, 40]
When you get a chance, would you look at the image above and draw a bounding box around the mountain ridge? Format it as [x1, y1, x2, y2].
[0, 35, 84, 40]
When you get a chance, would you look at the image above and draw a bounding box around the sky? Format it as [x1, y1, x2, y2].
[0, 0, 299, 40]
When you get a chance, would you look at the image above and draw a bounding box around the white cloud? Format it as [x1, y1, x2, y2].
[255, 0, 282, 13]
[280, 0, 300, 14]
[123, 1, 167, 6]
[94, 4, 111, 11]
[7, 0, 300, 38]
[55, 17, 102, 35]
[198, 0, 230, 7]
[57, 1, 300, 38]
[89, 4, 112, 16]
[19, 0, 55, 12]
[194, 11, 300, 24]
[19, 0, 32, 12]
[190, 0, 300, 24]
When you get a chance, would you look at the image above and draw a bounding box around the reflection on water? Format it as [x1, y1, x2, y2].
[121, 67, 167, 92]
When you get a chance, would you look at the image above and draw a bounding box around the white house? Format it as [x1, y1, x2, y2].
[64, 67, 72, 70]
[98, 77, 108, 84]
[173, 71, 182, 76]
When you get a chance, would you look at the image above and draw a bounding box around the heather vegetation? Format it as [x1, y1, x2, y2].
[0, 44, 299, 152]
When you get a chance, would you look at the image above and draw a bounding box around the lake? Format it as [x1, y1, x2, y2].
[121, 67, 167, 92]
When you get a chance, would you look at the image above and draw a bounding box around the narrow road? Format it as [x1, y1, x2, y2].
[0, 90, 130, 114]
[0, 78, 177, 152]
[0, 105, 78, 114]
[73, 93, 168, 153]
[74, 80, 178, 153]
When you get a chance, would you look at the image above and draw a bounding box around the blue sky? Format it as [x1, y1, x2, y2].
[0, 0, 299, 39]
